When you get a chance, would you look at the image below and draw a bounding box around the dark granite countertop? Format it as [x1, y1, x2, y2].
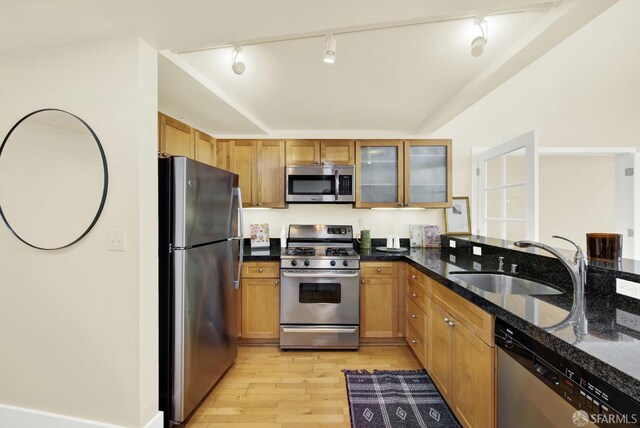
[242, 246, 282, 261]
[243, 244, 640, 402]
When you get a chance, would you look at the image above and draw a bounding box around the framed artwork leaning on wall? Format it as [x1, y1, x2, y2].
[444, 196, 471, 235]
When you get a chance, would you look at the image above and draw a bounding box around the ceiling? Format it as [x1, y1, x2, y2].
[1, 0, 618, 136]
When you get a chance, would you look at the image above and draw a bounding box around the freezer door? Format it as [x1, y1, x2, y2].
[172, 241, 238, 423]
[173, 157, 238, 247]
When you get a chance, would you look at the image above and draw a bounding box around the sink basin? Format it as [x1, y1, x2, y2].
[449, 272, 563, 295]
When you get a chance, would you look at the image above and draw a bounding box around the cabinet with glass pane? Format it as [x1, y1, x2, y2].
[356, 139, 451, 208]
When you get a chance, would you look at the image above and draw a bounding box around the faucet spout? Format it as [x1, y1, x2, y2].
[513, 236, 588, 338]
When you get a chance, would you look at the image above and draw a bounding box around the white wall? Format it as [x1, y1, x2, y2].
[431, 0, 640, 244]
[0, 38, 158, 427]
[243, 204, 444, 240]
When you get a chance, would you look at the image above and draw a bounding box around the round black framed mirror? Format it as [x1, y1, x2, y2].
[0, 109, 109, 250]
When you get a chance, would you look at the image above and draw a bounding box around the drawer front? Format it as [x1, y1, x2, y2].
[407, 265, 428, 293]
[406, 298, 426, 336]
[406, 321, 426, 367]
[431, 280, 494, 346]
[407, 281, 427, 312]
[362, 262, 397, 278]
[242, 262, 279, 278]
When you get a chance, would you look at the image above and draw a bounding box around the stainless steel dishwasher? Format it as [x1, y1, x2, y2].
[495, 319, 639, 428]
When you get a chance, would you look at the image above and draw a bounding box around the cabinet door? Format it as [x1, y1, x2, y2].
[216, 140, 232, 171]
[356, 140, 404, 208]
[194, 130, 216, 166]
[404, 140, 452, 208]
[285, 140, 320, 165]
[241, 278, 280, 339]
[428, 300, 453, 403]
[256, 140, 286, 208]
[360, 276, 398, 338]
[158, 112, 194, 158]
[230, 140, 256, 207]
[452, 322, 496, 428]
[321, 140, 354, 165]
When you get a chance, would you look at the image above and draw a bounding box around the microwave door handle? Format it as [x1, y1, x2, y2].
[334, 170, 339, 200]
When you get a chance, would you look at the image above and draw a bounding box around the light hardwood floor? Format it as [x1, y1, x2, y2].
[185, 345, 421, 428]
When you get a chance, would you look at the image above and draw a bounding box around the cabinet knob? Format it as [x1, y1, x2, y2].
[411, 275, 416, 280]
[412, 293, 418, 298]
[252, 203, 257, 206]
[411, 339, 417, 344]
[275, 280, 279, 285]
[448, 321, 456, 327]
[258, 203, 262, 206]
[376, 268, 382, 273]
[315, 161, 320, 165]
[443, 317, 450, 323]
[258, 268, 263, 272]
[406, 203, 411, 207]
[399, 203, 404, 207]
[321, 161, 325, 165]
[361, 279, 365, 284]
[411, 314, 417, 319]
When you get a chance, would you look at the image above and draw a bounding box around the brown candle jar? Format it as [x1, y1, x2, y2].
[586, 233, 623, 262]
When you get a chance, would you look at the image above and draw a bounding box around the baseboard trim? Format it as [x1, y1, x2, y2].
[0, 404, 163, 428]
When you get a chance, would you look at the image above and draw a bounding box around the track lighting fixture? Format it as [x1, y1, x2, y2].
[232, 45, 246, 75]
[471, 17, 488, 57]
[323, 34, 337, 64]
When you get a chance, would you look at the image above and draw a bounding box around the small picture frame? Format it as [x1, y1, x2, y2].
[444, 197, 471, 235]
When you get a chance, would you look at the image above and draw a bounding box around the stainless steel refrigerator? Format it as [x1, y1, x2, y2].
[158, 157, 243, 427]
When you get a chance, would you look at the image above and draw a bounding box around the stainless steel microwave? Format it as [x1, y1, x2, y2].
[285, 165, 355, 203]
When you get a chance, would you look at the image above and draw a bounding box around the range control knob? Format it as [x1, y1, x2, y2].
[291, 260, 297, 267]
[343, 260, 349, 267]
[330, 260, 336, 267]
[304, 260, 310, 267]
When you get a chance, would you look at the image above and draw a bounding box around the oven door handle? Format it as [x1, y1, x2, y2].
[281, 327, 359, 334]
[281, 272, 359, 278]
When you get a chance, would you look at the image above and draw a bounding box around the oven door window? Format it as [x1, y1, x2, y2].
[288, 175, 335, 195]
[299, 283, 341, 304]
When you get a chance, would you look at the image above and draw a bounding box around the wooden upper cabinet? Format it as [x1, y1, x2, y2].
[355, 139, 452, 208]
[216, 139, 232, 171]
[194, 130, 216, 167]
[404, 139, 452, 208]
[256, 140, 286, 208]
[286, 140, 355, 166]
[286, 140, 320, 165]
[230, 140, 256, 208]
[158, 112, 194, 158]
[356, 140, 404, 208]
[228, 139, 286, 208]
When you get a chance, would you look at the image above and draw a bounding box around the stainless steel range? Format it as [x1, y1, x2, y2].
[280, 224, 360, 349]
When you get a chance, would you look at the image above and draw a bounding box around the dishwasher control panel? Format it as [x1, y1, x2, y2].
[495, 319, 640, 426]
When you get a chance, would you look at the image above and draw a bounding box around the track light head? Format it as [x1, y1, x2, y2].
[323, 34, 337, 64]
[471, 17, 488, 57]
[232, 45, 245, 75]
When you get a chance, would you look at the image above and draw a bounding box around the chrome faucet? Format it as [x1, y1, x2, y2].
[514, 235, 588, 340]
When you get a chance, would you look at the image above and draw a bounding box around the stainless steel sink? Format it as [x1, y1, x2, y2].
[449, 272, 563, 295]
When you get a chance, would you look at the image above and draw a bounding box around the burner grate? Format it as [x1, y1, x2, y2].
[325, 248, 349, 257]
[287, 248, 315, 256]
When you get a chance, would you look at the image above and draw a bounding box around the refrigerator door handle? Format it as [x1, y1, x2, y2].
[232, 237, 243, 290]
[232, 187, 244, 239]
[231, 187, 243, 289]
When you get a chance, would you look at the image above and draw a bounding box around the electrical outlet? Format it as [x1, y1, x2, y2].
[449, 240, 456, 248]
[473, 246, 482, 256]
[616, 279, 640, 300]
[473, 262, 482, 271]
[108, 229, 127, 251]
[449, 254, 457, 263]
[616, 309, 640, 330]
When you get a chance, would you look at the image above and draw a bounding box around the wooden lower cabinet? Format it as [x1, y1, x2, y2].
[428, 297, 496, 428]
[241, 262, 280, 339]
[360, 262, 399, 338]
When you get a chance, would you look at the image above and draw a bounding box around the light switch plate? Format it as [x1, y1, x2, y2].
[108, 229, 127, 251]
[473, 246, 482, 256]
[616, 279, 640, 300]
[449, 240, 456, 248]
